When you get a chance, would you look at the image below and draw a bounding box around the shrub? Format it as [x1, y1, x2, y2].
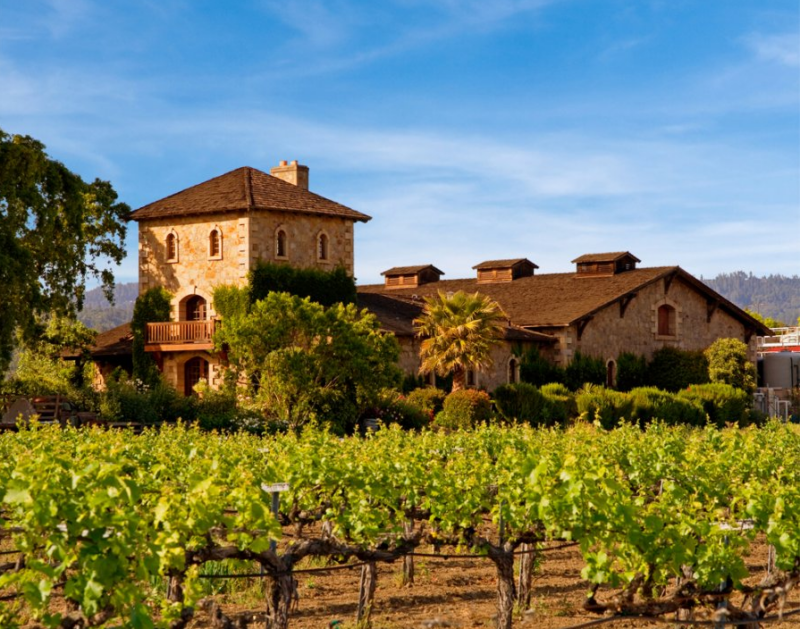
[575, 384, 633, 429]
[212, 284, 250, 319]
[251, 261, 356, 307]
[616, 352, 648, 392]
[99, 374, 195, 425]
[493, 382, 549, 426]
[406, 387, 447, 417]
[647, 347, 709, 392]
[628, 386, 705, 426]
[518, 346, 564, 387]
[540, 382, 577, 424]
[677, 383, 752, 427]
[364, 391, 430, 431]
[705, 338, 757, 394]
[434, 389, 493, 430]
[564, 352, 606, 391]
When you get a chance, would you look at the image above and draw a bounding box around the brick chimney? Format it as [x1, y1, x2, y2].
[270, 160, 309, 190]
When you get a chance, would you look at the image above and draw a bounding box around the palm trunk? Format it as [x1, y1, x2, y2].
[451, 367, 466, 391]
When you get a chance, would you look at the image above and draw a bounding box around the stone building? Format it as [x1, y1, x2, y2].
[82, 161, 769, 395]
[357, 253, 770, 389]
[126, 162, 370, 394]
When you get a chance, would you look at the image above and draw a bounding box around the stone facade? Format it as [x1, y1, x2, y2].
[135, 171, 362, 394]
[396, 336, 557, 391]
[247, 212, 354, 275]
[549, 275, 757, 368]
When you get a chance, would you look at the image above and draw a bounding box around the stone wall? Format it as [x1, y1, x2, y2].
[138, 213, 248, 319]
[395, 336, 545, 391]
[562, 276, 757, 364]
[248, 211, 354, 275]
[139, 210, 356, 320]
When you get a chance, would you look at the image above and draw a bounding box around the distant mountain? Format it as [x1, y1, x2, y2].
[78, 282, 138, 332]
[701, 272, 800, 327]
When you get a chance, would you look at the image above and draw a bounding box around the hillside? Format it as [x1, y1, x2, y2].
[701, 272, 800, 327]
[78, 282, 138, 332]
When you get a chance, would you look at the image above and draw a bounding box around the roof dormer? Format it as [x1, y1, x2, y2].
[473, 258, 538, 283]
[381, 265, 444, 289]
[572, 252, 641, 277]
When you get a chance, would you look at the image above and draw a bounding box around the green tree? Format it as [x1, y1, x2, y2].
[745, 309, 785, 329]
[131, 287, 172, 387]
[7, 316, 96, 398]
[414, 290, 506, 391]
[215, 292, 401, 432]
[704, 338, 757, 394]
[0, 128, 128, 372]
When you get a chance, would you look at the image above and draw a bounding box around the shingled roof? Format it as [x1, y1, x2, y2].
[358, 266, 771, 333]
[62, 322, 133, 360]
[129, 166, 371, 223]
[357, 292, 555, 343]
[381, 265, 445, 276]
[472, 258, 538, 270]
[571, 251, 641, 264]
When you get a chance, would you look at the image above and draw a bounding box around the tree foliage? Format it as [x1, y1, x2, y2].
[215, 292, 401, 432]
[0, 128, 129, 371]
[703, 271, 800, 327]
[414, 290, 506, 391]
[250, 261, 356, 307]
[131, 287, 172, 386]
[704, 338, 757, 394]
[4, 317, 96, 398]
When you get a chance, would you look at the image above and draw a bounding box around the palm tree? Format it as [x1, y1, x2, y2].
[414, 290, 507, 391]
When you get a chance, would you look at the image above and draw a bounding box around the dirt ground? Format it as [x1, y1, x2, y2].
[200, 538, 800, 629]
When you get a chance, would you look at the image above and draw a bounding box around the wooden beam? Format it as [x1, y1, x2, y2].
[706, 300, 719, 323]
[576, 316, 593, 341]
[663, 272, 676, 295]
[744, 327, 754, 344]
[619, 293, 637, 318]
[145, 343, 214, 352]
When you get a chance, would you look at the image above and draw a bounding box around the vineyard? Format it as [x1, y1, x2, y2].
[1, 422, 799, 629]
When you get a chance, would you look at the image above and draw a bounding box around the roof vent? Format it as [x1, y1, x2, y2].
[571, 252, 640, 277]
[472, 258, 538, 283]
[381, 265, 444, 290]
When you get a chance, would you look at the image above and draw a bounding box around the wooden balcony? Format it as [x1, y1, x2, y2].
[145, 320, 219, 352]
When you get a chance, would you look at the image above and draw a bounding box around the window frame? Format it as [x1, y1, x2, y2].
[166, 230, 179, 263]
[208, 226, 223, 260]
[275, 227, 288, 259]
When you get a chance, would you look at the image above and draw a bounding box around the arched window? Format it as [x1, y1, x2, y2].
[658, 304, 676, 336]
[606, 360, 616, 388]
[508, 357, 519, 384]
[166, 232, 178, 262]
[209, 228, 221, 258]
[184, 357, 209, 396]
[318, 233, 329, 261]
[276, 229, 287, 258]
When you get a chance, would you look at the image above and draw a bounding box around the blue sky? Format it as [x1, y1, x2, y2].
[2, 0, 798, 285]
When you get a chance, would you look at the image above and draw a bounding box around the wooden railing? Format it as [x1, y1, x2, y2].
[146, 320, 218, 345]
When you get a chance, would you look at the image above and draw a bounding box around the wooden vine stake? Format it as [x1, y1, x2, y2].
[402, 519, 414, 586]
[356, 562, 378, 628]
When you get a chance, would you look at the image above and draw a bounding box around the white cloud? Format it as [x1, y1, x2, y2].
[745, 32, 800, 67]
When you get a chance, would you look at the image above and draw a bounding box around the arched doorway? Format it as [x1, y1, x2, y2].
[184, 357, 209, 396]
[185, 295, 207, 321]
